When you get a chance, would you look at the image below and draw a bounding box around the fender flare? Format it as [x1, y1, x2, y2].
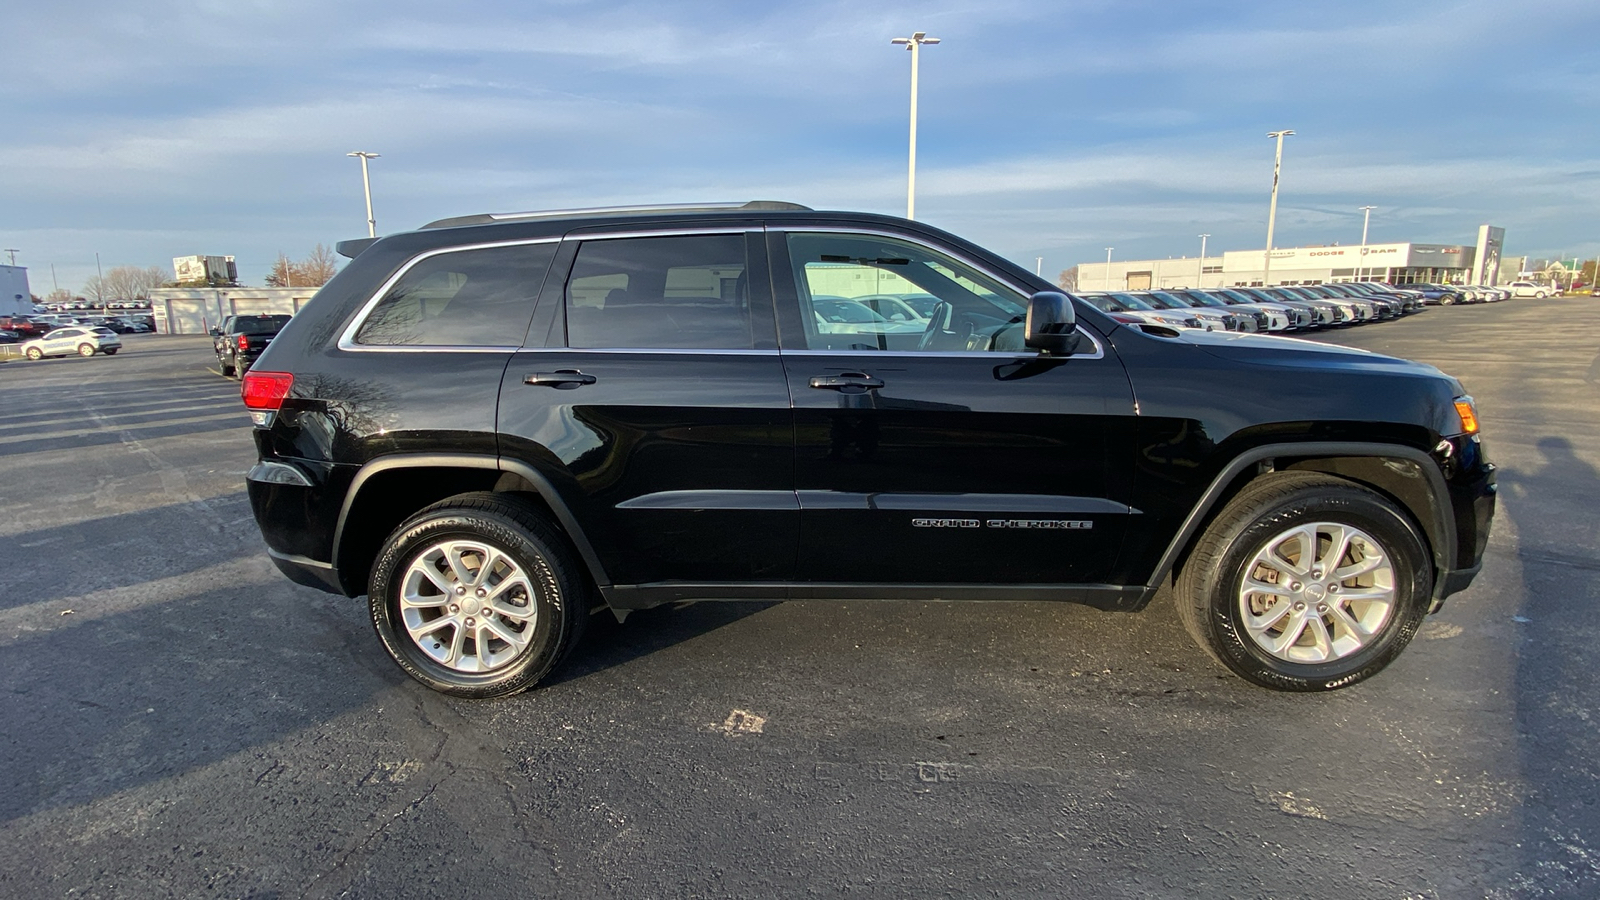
[332, 453, 611, 588]
[1141, 441, 1454, 602]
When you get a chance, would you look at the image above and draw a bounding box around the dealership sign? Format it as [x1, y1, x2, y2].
[1223, 242, 1474, 271]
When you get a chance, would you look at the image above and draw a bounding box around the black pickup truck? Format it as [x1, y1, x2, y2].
[213, 314, 291, 377]
[240, 201, 1496, 697]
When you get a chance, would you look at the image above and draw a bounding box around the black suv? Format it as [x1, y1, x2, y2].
[212, 314, 292, 377]
[242, 201, 1495, 697]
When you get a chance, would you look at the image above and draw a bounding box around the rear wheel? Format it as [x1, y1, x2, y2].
[103, 348, 118, 355]
[1175, 472, 1432, 691]
[77, 343, 95, 357]
[369, 492, 590, 698]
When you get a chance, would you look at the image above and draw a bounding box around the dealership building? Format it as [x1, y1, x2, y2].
[1068, 225, 1508, 292]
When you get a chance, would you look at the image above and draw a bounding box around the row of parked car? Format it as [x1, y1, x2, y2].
[1075, 281, 1523, 334]
[41, 299, 155, 312]
[0, 313, 154, 339]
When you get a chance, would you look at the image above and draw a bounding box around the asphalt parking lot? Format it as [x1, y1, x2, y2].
[2, 302, 1598, 899]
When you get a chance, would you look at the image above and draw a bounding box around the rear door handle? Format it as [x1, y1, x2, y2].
[524, 369, 597, 388]
[808, 372, 883, 393]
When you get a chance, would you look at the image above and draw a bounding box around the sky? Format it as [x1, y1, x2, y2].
[5, 0, 1598, 293]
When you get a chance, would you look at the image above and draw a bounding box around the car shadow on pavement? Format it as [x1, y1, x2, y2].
[544, 601, 781, 687]
[1498, 435, 1600, 892]
[0, 494, 257, 610]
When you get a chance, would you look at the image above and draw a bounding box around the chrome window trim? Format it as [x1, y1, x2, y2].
[769, 225, 1106, 361]
[514, 347, 779, 357]
[337, 236, 561, 353]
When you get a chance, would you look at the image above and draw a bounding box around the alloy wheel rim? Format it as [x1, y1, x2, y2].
[1237, 521, 1395, 664]
[399, 539, 538, 673]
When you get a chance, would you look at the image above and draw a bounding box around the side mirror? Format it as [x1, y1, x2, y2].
[1024, 291, 1080, 355]
[209, 327, 221, 336]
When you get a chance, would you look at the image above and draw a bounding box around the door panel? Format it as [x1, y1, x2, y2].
[496, 230, 798, 586]
[772, 229, 1138, 587]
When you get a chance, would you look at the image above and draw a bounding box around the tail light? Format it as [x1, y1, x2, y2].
[241, 371, 293, 427]
[237, 333, 249, 352]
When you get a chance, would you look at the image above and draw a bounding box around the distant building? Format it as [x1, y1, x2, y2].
[147, 286, 318, 334]
[1067, 226, 1511, 292]
[0, 265, 31, 316]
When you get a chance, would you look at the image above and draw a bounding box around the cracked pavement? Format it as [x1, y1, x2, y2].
[1, 308, 1598, 898]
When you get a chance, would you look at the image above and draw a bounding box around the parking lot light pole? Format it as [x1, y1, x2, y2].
[891, 32, 939, 220]
[347, 151, 381, 237]
[1262, 130, 1294, 287]
[1104, 247, 1114, 289]
[1197, 234, 1210, 287]
[1358, 206, 1376, 281]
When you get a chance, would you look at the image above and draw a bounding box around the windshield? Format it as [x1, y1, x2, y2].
[233, 315, 292, 332]
[1082, 294, 1132, 313]
[1179, 291, 1228, 308]
[1104, 291, 1157, 311]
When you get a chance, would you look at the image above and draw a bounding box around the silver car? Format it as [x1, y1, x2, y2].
[21, 326, 122, 360]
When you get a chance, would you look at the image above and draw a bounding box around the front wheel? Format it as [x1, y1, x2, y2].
[1535, 291, 1547, 298]
[1175, 472, 1432, 691]
[26, 347, 42, 360]
[1439, 294, 1455, 305]
[77, 343, 95, 357]
[368, 492, 590, 698]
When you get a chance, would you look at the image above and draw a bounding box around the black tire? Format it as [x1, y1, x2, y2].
[25, 347, 42, 360]
[369, 492, 590, 698]
[1439, 294, 1455, 306]
[219, 354, 235, 377]
[1174, 472, 1432, 691]
[77, 343, 96, 357]
[103, 347, 118, 355]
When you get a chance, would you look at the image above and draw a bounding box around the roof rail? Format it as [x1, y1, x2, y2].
[421, 200, 812, 230]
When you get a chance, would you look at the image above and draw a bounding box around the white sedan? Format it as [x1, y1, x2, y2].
[21, 326, 122, 360]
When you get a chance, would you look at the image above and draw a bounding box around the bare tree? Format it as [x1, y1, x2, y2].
[266, 244, 340, 288]
[1057, 267, 1079, 292]
[44, 288, 72, 306]
[80, 275, 107, 305]
[101, 265, 166, 301]
[301, 243, 338, 285]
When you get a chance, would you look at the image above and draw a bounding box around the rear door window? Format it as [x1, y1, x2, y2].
[565, 234, 759, 350]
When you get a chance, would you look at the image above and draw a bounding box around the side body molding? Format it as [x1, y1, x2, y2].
[1138, 441, 1456, 605]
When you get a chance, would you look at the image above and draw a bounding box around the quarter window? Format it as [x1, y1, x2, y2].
[565, 234, 756, 350]
[785, 233, 1029, 352]
[355, 243, 556, 347]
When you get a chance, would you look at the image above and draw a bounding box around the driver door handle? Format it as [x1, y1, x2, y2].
[525, 369, 597, 388]
[808, 373, 883, 392]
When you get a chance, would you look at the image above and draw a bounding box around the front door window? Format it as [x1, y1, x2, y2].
[785, 233, 1029, 353]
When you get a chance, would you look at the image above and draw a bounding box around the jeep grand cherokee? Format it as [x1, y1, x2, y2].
[242, 201, 1495, 696]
